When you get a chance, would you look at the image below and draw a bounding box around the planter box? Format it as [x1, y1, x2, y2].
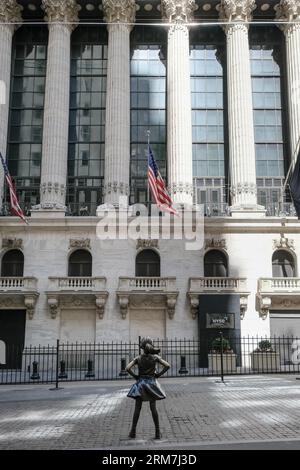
[208, 353, 237, 374]
[250, 352, 280, 372]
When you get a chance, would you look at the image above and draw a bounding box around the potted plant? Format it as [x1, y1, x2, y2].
[208, 337, 237, 374]
[250, 339, 280, 372]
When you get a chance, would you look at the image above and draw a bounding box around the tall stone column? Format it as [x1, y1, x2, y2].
[220, 0, 264, 216]
[33, 0, 79, 215]
[161, 0, 196, 205]
[101, 0, 136, 208]
[276, 1, 300, 164]
[0, 1, 22, 213]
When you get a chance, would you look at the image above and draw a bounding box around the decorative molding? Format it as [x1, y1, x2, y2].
[136, 239, 159, 250]
[0, 0, 22, 27]
[219, 0, 256, 23]
[130, 296, 165, 308]
[2, 238, 23, 250]
[168, 182, 194, 196]
[231, 183, 257, 197]
[103, 0, 136, 24]
[69, 239, 91, 250]
[0, 297, 21, 308]
[205, 238, 227, 250]
[103, 182, 130, 196]
[42, 0, 79, 29]
[161, 0, 197, 23]
[273, 237, 295, 251]
[40, 182, 66, 197]
[240, 296, 248, 320]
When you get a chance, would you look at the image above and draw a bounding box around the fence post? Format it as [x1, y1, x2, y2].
[138, 336, 141, 355]
[55, 339, 59, 389]
[85, 359, 95, 378]
[178, 356, 188, 375]
[220, 331, 224, 383]
[30, 360, 40, 380]
[58, 360, 68, 379]
[119, 358, 128, 377]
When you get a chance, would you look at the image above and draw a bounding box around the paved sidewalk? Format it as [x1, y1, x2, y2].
[1, 375, 300, 450]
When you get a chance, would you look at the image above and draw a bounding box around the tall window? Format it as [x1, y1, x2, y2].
[136, 250, 160, 277]
[272, 250, 295, 277]
[6, 26, 48, 214]
[204, 250, 228, 277]
[130, 27, 167, 204]
[68, 250, 92, 277]
[250, 27, 288, 214]
[67, 27, 108, 216]
[1, 250, 24, 277]
[190, 28, 227, 215]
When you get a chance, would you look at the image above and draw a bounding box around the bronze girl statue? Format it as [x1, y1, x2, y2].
[126, 337, 170, 439]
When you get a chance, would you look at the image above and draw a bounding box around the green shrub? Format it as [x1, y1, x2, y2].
[257, 340, 273, 352]
[211, 337, 231, 353]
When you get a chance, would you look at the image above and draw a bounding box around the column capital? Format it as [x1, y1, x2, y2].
[42, 0, 79, 30]
[0, 0, 22, 30]
[161, 0, 197, 23]
[219, 0, 256, 24]
[276, 0, 300, 33]
[103, 0, 136, 24]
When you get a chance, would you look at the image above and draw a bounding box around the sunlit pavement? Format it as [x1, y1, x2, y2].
[1, 375, 300, 450]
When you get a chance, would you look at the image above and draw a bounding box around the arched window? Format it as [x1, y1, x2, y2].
[204, 250, 228, 277]
[68, 250, 92, 277]
[1, 250, 24, 277]
[136, 250, 160, 277]
[272, 250, 295, 277]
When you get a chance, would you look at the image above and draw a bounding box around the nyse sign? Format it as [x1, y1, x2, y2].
[206, 313, 235, 329]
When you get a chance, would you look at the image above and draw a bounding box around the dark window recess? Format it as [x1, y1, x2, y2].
[204, 249, 228, 277]
[68, 249, 92, 277]
[136, 249, 160, 277]
[1, 250, 24, 277]
[272, 250, 295, 278]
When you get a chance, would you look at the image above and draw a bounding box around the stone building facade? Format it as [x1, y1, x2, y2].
[0, 0, 300, 350]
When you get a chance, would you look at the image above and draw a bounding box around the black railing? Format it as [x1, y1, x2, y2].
[1, 336, 300, 385]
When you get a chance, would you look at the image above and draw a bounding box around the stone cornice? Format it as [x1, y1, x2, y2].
[42, 0, 79, 29]
[219, 0, 256, 24]
[0, 0, 22, 28]
[161, 0, 197, 24]
[103, 0, 136, 24]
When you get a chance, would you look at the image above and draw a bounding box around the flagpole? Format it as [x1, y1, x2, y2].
[147, 129, 151, 208]
[282, 135, 300, 196]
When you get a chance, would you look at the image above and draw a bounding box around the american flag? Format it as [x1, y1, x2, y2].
[148, 146, 179, 216]
[0, 152, 28, 224]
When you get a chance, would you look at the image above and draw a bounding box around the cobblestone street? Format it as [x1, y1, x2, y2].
[1, 375, 300, 449]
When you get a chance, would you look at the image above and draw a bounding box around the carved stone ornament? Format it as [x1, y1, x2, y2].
[69, 238, 91, 250]
[240, 296, 248, 320]
[161, 0, 197, 23]
[103, 0, 136, 24]
[42, 0, 79, 28]
[95, 294, 108, 319]
[103, 182, 130, 196]
[231, 182, 257, 197]
[258, 296, 271, 320]
[2, 238, 23, 249]
[136, 239, 159, 250]
[219, 0, 256, 23]
[166, 294, 178, 319]
[276, 0, 300, 25]
[24, 296, 37, 320]
[205, 238, 227, 250]
[117, 294, 129, 319]
[48, 297, 59, 319]
[273, 237, 295, 251]
[188, 294, 199, 319]
[0, 0, 22, 26]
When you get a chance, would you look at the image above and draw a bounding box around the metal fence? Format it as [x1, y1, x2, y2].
[1, 335, 300, 385]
